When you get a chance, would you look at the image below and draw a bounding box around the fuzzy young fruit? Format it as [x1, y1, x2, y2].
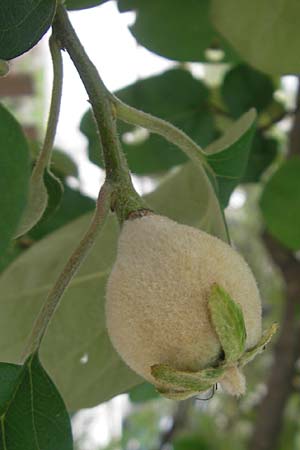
[105, 214, 276, 399]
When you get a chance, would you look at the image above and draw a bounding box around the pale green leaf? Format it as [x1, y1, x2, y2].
[211, 0, 300, 75]
[208, 284, 246, 362]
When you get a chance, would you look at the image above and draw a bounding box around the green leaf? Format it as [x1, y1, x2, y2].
[129, 383, 159, 403]
[117, 0, 239, 63]
[66, 0, 109, 10]
[0, 1, 57, 60]
[221, 65, 274, 118]
[0, 104, 30, 255]
[0, 159, 227, 410]
[81, 69, 216, 174]
[151, 364, 224, 391]
[205, 109, 256, 207]
[15, 173, 48, 238]
[40, 170, 64, 224]
[260, 156, 300, 250]
[29, 185, 95, 240]
[239, 323, 278, 367]
[0, 353, 73, 450]
[243, 133, 278, 183]
[0, 60, 9, 77]
[29, 142, 79, 179]
[211, 0, 300, 75]
[208, 284, 247, 362]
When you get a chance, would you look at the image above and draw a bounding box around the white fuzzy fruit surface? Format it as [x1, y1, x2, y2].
[105, 215, 262, 384]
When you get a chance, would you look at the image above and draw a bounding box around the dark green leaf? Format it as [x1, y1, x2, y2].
[29, 142, 79, 179]
[129, 383, 159, 403]
[221, 65, 274, 118]
[29, 185, 95, 240]
[81, 69, 216, 174]
[243, 134, 278, 183]
[205, 109, 256, 207]
[208, 284, 247, 362]
[260, 156, 300, 250]
[211, 0, 300, 75]
[40, 170, 64, 224]
[0, 104, 30, 255]
[117, 0, 239, 63]
[0, 353, 73, 450]
[66, 0, 109, 10]
[0, 1, 57, 60]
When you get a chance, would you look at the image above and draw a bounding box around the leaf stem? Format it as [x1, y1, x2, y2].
[53, 5, 146, 221]
[110, 95, 208, 168]
[22, 182, 111, 361]
[32, 35, 63, 180]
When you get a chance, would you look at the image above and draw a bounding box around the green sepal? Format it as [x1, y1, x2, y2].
[156, 387, 200, 401]
[208, 283, 247, 362]
[239, 323, 278, 367]
[151, 364, 224, 391]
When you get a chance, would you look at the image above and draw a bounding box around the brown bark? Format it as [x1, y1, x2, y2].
[248, 81, 300, 450]
[248, 234, 300, 450]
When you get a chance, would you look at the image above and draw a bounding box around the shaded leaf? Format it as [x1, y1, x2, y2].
[260, 156, 300, 250]
[0, 104, 30, 255]
[15, 173, 48, 237]
[0, 159, 226, 410]
[29, 185, 95, 240]
[0, 1, 56, 60]
[117, 0, 239, 63]
[243, 133, 278, 183]
[205, 109, 256, 207]
[66, 0, 109, 10]
[40, 170, 64, 223]
[129, 383, 159, 403]
[81, 69, 216, 174]
[221, 65, 274, 118]
[0, 353, 73, 450]
[29, 142, 79, 179]
[211, 0, 300, 74]
[208, 284, 246, 362]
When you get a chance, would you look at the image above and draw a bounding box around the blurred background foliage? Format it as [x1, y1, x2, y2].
[0, 1, 300, 450]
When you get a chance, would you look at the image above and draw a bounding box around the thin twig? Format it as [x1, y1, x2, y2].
[22, 182, 111, 361]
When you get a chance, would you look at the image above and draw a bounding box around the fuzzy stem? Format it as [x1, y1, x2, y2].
[32, 35, 63, 180]
[110, 95, 209, 169]
[53, 5, 146, 221]
[22, 182, 111, 361]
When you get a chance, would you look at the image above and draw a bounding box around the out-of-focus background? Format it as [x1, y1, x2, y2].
[1, 2, 300, 450]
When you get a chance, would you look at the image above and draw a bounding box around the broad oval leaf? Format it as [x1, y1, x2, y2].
[66, 0, 109, 10]
[0, 1, 57, 60]
[117, 0, 239, 63]
[0, 353, 73, 450]
[0, 159, 226, 410]
[211, 0, 300, 75]
[205, 109, 256, 207]
[260, 156, 300, 250]
[221, 65, 274, 118]
[0, 104, 30, 255]
[81, 69, 216, 174]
